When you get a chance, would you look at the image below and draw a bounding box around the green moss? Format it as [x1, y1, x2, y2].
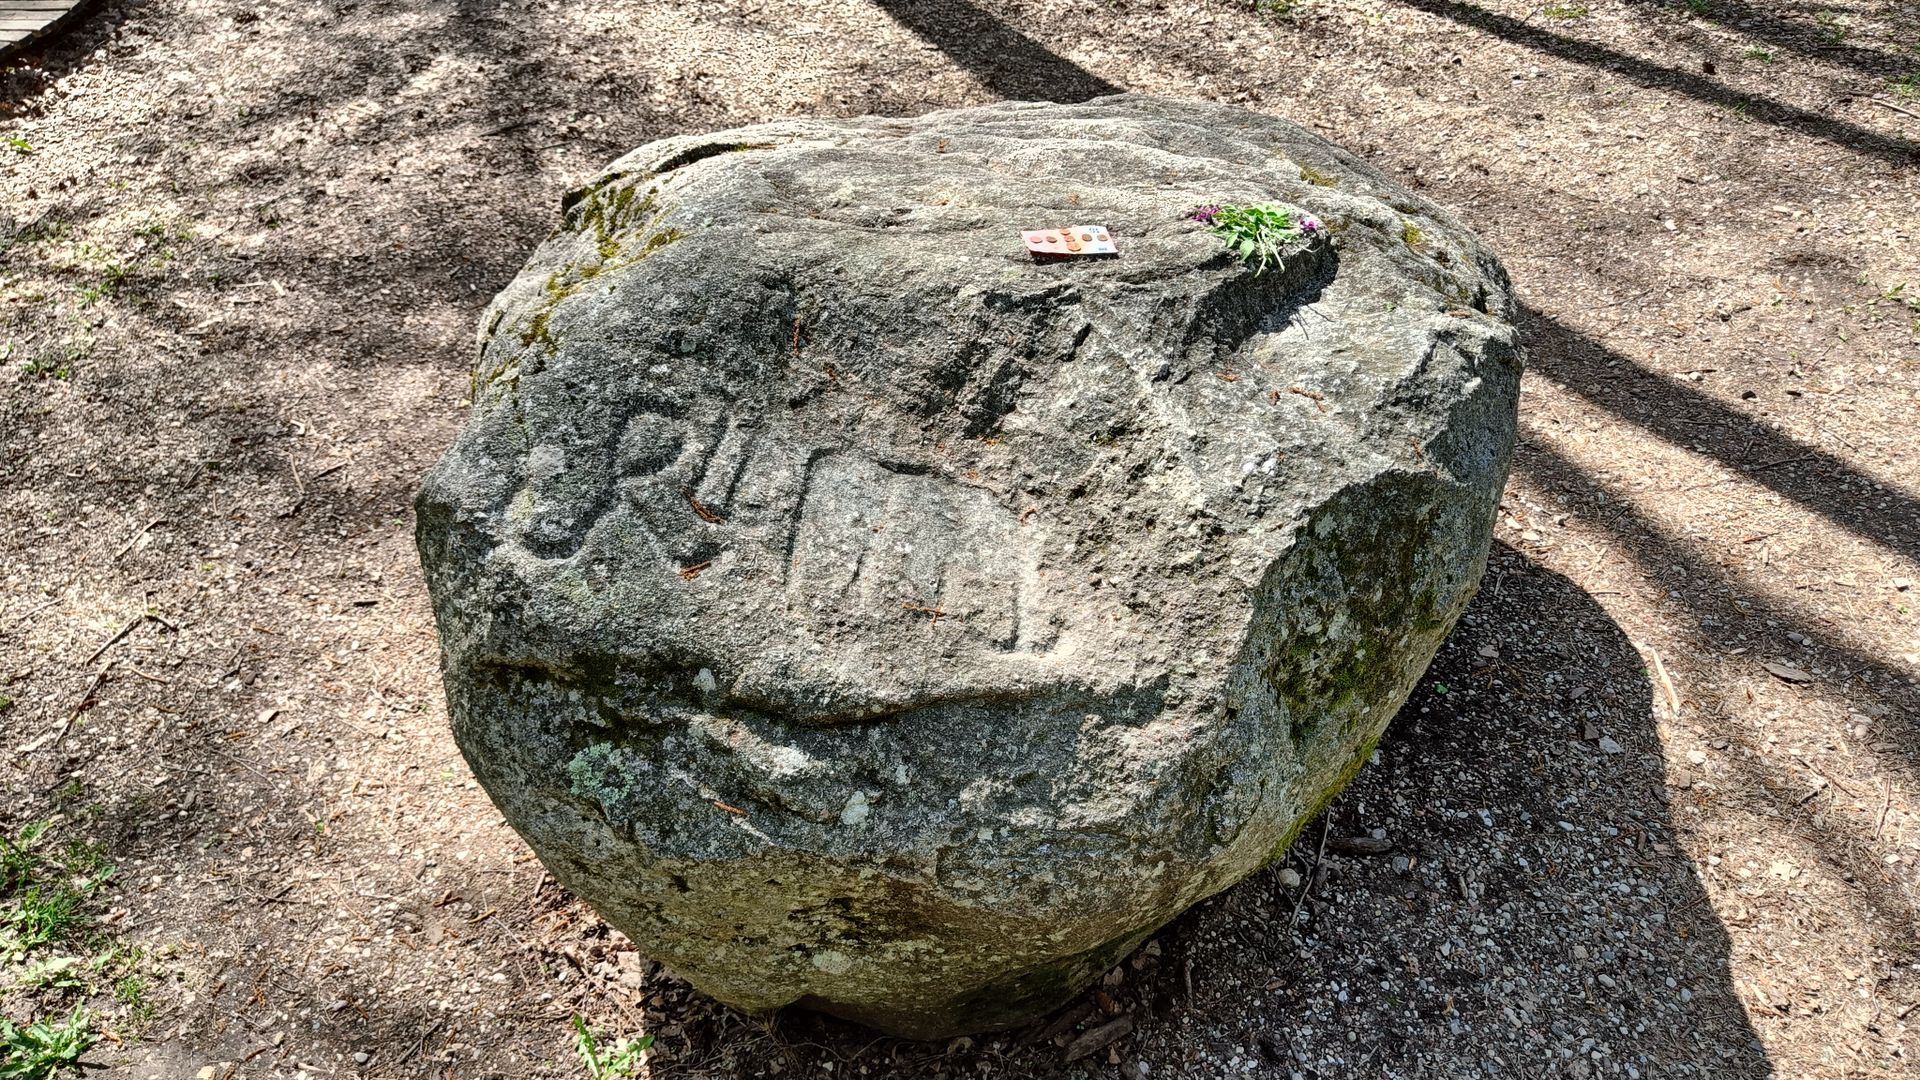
[639, 227, 684, 256]
[571, 184, 660, 249]
[1265, 492, 1451, 745]
[1298, 164, 1340, 187]
[516, 188, 686, 362]
[520, 310, 553, 349]
[1264, 726, 1384, 863]
[477, 358, 522, 399]
[1401, 220, 1425, 248]
[484, 180, 693, 387]
[476, 353, 537, 403]
[1270, 630, 1399, 748]
[1446, 279, 1489, 312]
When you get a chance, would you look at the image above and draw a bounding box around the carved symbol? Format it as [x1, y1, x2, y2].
[786, 453, 1032, 652]
[684, 489, 726, 524]
[511, 409, 1053, 659]
[902, 601, 949, 625]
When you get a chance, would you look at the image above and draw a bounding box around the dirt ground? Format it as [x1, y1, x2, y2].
[1, 0, 1916, 1076]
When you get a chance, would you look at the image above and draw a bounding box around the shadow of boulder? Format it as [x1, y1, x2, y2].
[635, 541, 1769, 1078]
[1148, 539, 1771, 1077]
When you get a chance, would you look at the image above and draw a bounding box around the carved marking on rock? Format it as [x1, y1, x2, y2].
[787, 453, 1035, 653]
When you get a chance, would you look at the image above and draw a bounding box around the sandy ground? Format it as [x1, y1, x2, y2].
[1, 0, 1916, 1077]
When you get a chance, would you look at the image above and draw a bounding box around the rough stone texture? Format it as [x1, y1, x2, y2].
[416, 94, 1522, 1039]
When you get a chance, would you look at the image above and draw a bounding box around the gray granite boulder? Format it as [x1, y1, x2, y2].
[416, 94, 1521, 1038]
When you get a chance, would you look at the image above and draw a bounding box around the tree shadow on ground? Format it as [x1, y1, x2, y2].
[0, 9, 760, 1065]
[1515, 299, 1920, 781]
[1515, 433, 1920, 914]
[868, 0, 1121, 103]
[1386, 0, 1919, 168]
[1520, 304, 1920, 569]
[1615, 0, 1914, 78]
[625, 543, 1768, 1078]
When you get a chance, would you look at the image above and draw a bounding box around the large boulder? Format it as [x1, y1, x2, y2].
[417, 94, 1521, 1038]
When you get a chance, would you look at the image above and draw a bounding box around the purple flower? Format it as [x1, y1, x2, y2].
[1189, 205, 1222, 225]
[1301, 216, 1322, 234]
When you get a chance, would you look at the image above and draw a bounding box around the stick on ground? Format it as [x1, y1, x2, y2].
[84, 613, 144, 667]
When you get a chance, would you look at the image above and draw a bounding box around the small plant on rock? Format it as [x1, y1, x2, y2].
[1191, 203, 1321, 275]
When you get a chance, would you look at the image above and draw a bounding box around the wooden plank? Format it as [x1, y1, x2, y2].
[0, 0, 93, 61]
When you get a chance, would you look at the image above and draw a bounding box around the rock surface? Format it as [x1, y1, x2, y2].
[416, 94, 1522, 1038]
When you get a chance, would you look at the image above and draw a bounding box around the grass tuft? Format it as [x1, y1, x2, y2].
[0, 1007, 97, 1079]
[1, 886, 87, 960]
[573, 1014, 651, 1079]
[0, 822, 112, 962]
